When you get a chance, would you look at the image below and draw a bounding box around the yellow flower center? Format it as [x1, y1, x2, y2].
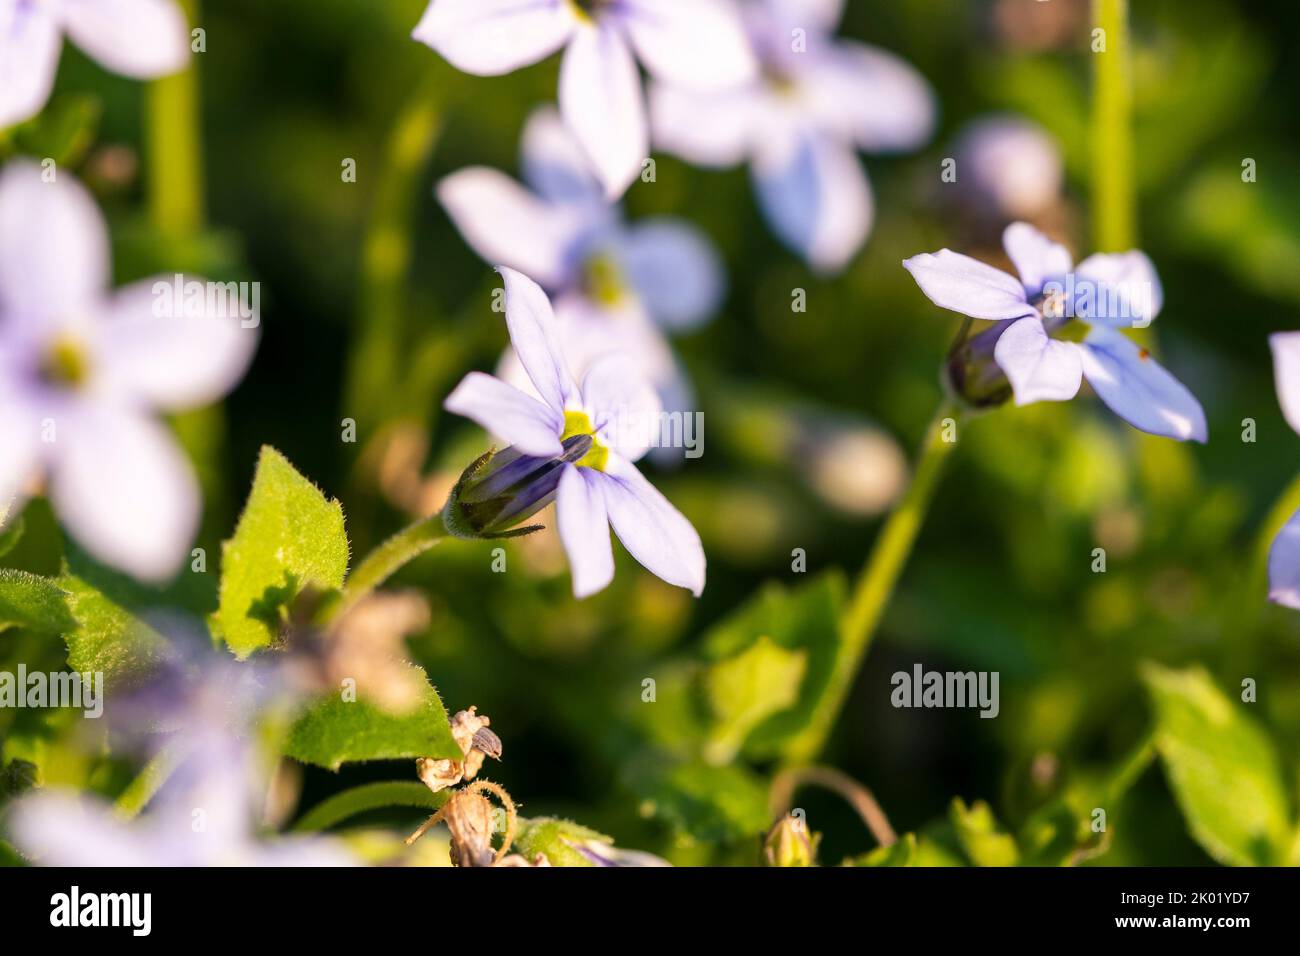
[569, 0, 610, 24]
[583, 252, 627, 307]
[561, 410, 610, 471]
[39, 334, 91, 388]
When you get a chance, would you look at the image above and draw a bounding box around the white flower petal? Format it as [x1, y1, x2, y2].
[902, 248, 1035, 321]
[621, 0, 757, 91]
[1268, 508, 1300, 610]
[559, 22, 647, 200]
[1270, 331, 1300, 437]
[0, 1, 62, 129]
[599, 455, 704, 596]
[520, 104, 603, 205]
[1002, 221, 1072, 297]
[1079, 326, 1207, 443]
[993, 316, 1083, 405]
[411, 0, 574, 75]
[803, 41, 935, 153]
[60, 0, 189, 78]
[613, 218, 724, 331]
[0, 161, 108, 320]
[501, 266, 581, 412]
[94, 278, 258, 411]
[556, 464, 614, 599]
[444, 371, 563, 458]
[752, 133, 873, 274]
[49, 405, 200, 581]
[580, 354, 662, 461]
[437, 168, 586, 288]
[0, 394, 40, 521]
[648, 82, 764, 168]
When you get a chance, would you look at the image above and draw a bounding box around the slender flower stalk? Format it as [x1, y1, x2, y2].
[318, 516, 449, 625]
[1091, 0, 1135, 252]
[786, 401, 958, 763]
[146, 0, 202, 238]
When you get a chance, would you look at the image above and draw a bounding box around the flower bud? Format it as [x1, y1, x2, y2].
[763, 814, 819, 867]
[442, 435, 594, 538]
[944, 319, 1014, 410]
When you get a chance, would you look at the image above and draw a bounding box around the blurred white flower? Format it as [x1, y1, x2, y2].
[0, 161, 257, 581]
[440, 105, 723, 416]
[948, 115, 1063, 221]
[412, 0, 756, 199]
[0, 0, 190, 129]
[651, 0, 935, 273]
[8, 631, 353, 867]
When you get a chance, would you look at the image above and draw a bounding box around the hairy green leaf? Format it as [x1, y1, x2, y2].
[0, 570, 74, 635]
[212, 447, 350, 658]
[285, 667, 459, 770]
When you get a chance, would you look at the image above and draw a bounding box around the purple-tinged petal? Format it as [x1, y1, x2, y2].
[614, 219, 724, 331]
[520, 105, 604, 206]
[0, 394, 40, 524]
[49, 405, 200, 581]
[580, 354, 662, 461]
[559, 22, 647, 201]
[1074, 250, 1163, 327]
[444, 371, 564, 458]
[411, 0, 574, 76]
[1002, 221, 1072, 297]
[557, 464, 614, 598]
[621, 0, 757, 91]
[0, 161, 108, 320]
[1270, 331, 1300, 437]
[902, 249, 1035, 321]
[0, 1, 61, 129]
[8, 790, 162, 866]
[1079, 326, 1207, 443]
[648, 82, 764, 168]
[597, 455, 705, 596]
[60, 0, 188, 78]
[753, 133, 873, 275]
[437, 168, 585, 288]
[1268, 508, 1300, 610]
[94, 278, 258, 411]
[500, 266, 581, 412]
[768, 0, 844, 31]
[803, 41, 935, 153]
[993, 315, 1083, 405]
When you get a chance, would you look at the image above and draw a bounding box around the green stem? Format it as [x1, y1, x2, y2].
[344, 74, 445, 436]
[1091, 0, 1135, 252]
[292, 781, 448, 833]
[786, 401, 960, 763]
[320, 514, 448, 624]
[146, 0, 203, 237]
[113, 746, 181, 820]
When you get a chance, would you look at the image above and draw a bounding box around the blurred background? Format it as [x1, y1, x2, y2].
[3, 0, 1299, 865]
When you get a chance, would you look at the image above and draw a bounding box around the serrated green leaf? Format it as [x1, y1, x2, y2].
[623, 755, 770, 843]
[0, 570, 74, 635]
[513, 817, 613, 868]
[285, 666, 459, 770]
[212, 447, 349, 658]
[701, 573, 845, 761]
[949, 798, 1019, 867]
[703, 635, 806, 765]
[58, 573, 168, 690]
[1142, 663, 1291, 866]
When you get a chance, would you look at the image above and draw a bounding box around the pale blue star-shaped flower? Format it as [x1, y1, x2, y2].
[903, 222, 1207, 443]
[444, 267, 705, 599]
